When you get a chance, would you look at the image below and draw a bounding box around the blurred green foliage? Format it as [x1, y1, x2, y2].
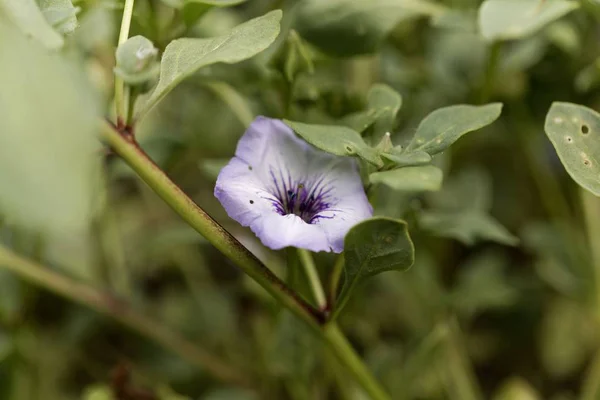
[2, 0, 600, 399]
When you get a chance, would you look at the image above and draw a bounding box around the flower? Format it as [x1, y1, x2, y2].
[214, 116, 373, 253]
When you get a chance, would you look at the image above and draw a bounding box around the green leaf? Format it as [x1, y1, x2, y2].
[492, 378, 541, 400]
[284, 120, 384, 167]
[37, 0, 79, 35]
[0, 23, 101, 234]
[478, 0, 579, 42]
[370, 166, 443, 192]
[367, 84, 402, 137]
[82, 385, 113, 400]
[294, 0, 447, 57]
[335, 217, 414, 317]
[381, 149, 432, 168]
[282, 30, 314, 83]
[181, 0, 247, 27]
[420, 211, 519, 246]
[406, 103, 503, 155]
[340, 109, 382, 133]
[427, 167, 493, 212]
[0, 0, 64, 49]
[544, 102, 600, 196]
[135, 10, 282, 120]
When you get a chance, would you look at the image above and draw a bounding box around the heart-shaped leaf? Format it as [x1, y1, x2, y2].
[478, 0, 578, 42]
[544, 102, 600, 196]
[406, 103, 503, 155]
[284, 120, 384, 167]
[370, 165, 443, 192]
[135, 10, 281, 120]
[333, 217, 414, 319]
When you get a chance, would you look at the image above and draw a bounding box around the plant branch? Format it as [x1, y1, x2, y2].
[0, 244, 248, 387]
[114, 0, 136, 125]
[100, 120, 325, 329]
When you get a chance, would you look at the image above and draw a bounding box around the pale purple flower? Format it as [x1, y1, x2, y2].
[214, 116, 372, 253]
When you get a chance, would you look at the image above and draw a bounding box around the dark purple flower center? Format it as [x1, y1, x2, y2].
[265, 166, 335, 224]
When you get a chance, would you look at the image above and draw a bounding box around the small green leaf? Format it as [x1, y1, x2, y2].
[282, 30, 314, 83]
[294, 0, 447, 57]
[136, 10, 281, 120]
[340, 109, 382, 133]
[381, 149, 432, 168]
[334, 217, 414, 318]
[0, 0, 64, 49]
[478, 0, 579, 42]
[37, 0, 79, 35]
[284, 120, 384, 167]
[406, 103, 503, 155]
[370, 166, 443, 192]
[0, 23, 101, 234]
[544, 102, 600, 196]
[420, 211, 519, 246]
[367, 83, 402, 136]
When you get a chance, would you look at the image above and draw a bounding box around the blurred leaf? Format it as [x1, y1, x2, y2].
[544, 102, 600, 196]
[37, 0, 79, 35]
[0, 22, 101, 234]
[335, 217, 414, 317]
[427, 166, 493, 212]
[370, 165, 443, 192]
[199, 159, 228, 180]
[451, 251, 519, 318]
[182, 0, 247, 27]
[284, 120, 384, 167]
[420, 211, 519, 246]
[203, 81, 254, 127]
[406, 103, 503, 155]
[0, 0, 64, 48]
[202, 388, 257, 400]
[0, 330, 11, 364]
[492, 378, 541, 400]
[340, 109, 382, 133]
[268, 311, 319, 381]
[83, 385, 113, 400]
[136, 10, 282, 119]
[158, 386, 191, 400]
[381, 149, 432, 168]
[539, 299, 595, 379]
[294, 0, 447, 57]
[0, 271, 23, 322]
[367, 83, 402, 137]
[478, 0, 578, 42]
[281, 30, 314, 83]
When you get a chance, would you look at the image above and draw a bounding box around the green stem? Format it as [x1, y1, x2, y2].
[297, 249, 327, 310]
[579, 188, 600, 313]
[328, 254, 344, 308]
[114, 0, 136, 124]
[101, 121, 324, 329]
[324, 324, 391, 400]
[479, 41, 501, 103]
[0, 244, 248, 387]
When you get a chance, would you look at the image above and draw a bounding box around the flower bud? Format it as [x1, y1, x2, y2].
[114, 35, 160, 88]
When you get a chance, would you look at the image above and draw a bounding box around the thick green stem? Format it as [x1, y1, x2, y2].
[297, 249, 327, 310]
[114, 0, 135, 124]
[101, 121, 324, 328]
[0, 244, 248, 386]
[324, 324, 391, 400]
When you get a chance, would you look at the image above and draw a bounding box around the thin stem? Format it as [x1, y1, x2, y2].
[100, 121, 324, 329]
[579, 188, 600, 313]
[323, 324, 391, 400]
[328, 254, 344, 308]
[297, 249, 327, 310]
[0, 244, 248, 387]
[114, 0, 136, 124]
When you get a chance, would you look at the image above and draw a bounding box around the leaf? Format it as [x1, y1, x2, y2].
[0, 22, 101, 234]
[340, 109, 383, 133]
[181, 0, 248, 27]
[294, 0, 447, 57]
[406, 103, 503, 155]
[135, 10, 282, 120]
[37, 0, 79, 35]
[381, 149, 432, 168]
[544, 102, 600, 196]
[370, 166, 443, 192]
[82, 385, 113, 400]
[492, 378, 541, 400]
[0, 0, 64, 49]
[427, 166, 493, 212]
[367, 83, 402, 136]
[284, 120, 384, 167]
[478, 0, 579, 42]
[335, 217, 414, 317]
[420, 211, 519, 246]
